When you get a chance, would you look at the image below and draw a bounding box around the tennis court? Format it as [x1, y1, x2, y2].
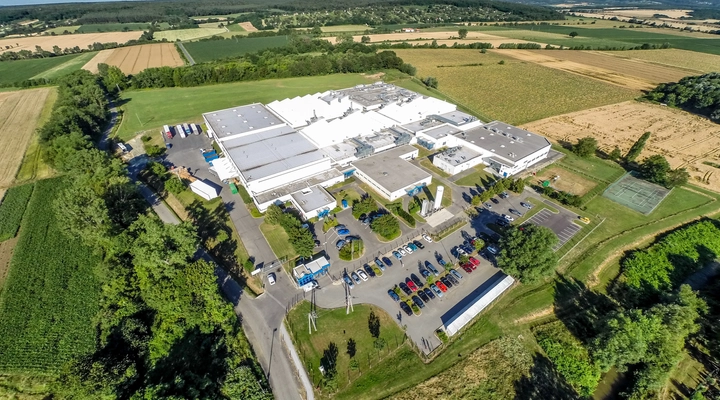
[603, 172, 671, 215]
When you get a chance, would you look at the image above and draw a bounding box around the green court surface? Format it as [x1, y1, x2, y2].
[602, 172, 671, 214]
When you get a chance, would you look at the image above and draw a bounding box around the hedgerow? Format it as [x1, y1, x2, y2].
[0, 183, 34, 241]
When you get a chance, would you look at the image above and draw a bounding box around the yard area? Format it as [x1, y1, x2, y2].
[259, 221, 297, 261]
[453, 165, 497, 187]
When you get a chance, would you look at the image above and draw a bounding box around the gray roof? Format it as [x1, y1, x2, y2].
[456, 121, 551, 162]
[290, 186, 336, 213]
[351, 145, 431, 193]
[421, 124, 462, 140]
[224, 126, 325, 183]
[254, 169, 343, 205]
[335, 82, 418, 107]
[432, 110, 479, 126]
[203, 104, 285, 138]
[400, 118, 444, 133]
[435, 146, 483, 166]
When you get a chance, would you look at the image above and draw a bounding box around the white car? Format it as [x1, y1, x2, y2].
[404, 245, 413, 254]
[398, 247, 407, 256]
[267, 273, 276, 285]
[455, 246, 466, 255]
[487, 245, 499, 255]
[502, 214, 515, 222]
[356, 269, 369, 281]
[422, 234, 433, 243]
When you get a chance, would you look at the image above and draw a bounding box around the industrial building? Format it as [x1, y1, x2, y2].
[201, 82, 551, 218]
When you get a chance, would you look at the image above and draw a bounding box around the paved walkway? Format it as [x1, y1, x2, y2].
[176, 42, 196, 65]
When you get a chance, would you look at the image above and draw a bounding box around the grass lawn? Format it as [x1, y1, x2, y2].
[394, 49, 639, 125]
[286, 302, 408, 398]
[423, 180, 452, 208]
[454, 165, 497, 187]
[0, 54, 86, 85]
[419, 158, 451, 179]
[116, 74, 372, 140]
[259, 221, 297, 261]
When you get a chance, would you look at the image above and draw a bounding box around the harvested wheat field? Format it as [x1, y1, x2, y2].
[538, 167, 598, 196]
[0, 88, 53, 189]
[523, 101, 720, 192]
[606, 49, 720, 74]
[495, 49, 692, 90]
[0, 31, 141, 54]
[238, 22, 258, 32]
[326, 30, 534, 45]
[82, 43, 184, 74]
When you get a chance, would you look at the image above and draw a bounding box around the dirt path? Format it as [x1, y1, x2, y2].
[0, 237, 19, 287]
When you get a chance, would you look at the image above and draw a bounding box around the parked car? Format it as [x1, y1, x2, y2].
[502, 214, 515, 221]
[520, 202, 533, 209]
[450, 269, 463, 281]
[399, 282, 412, 295]
[430, 284, 444, 297]
[487, 245, 499, 255]
[388, 289, 400, 302]
[479, 232, 494, 243]
[410, 274, 424, 288]
[412, 295, 425, 309]
[351, 271, 362, 285]
[375, 258, 386, 271]
[413, 240, 425, 250]
[469, 256, 480, 267]
[314, 239, 321, 248]
[422, 234, 433, 243]
[398, 247, 407, 256]
[436, 281, 448, 292]
[446, 273, 459, 286]
[400, 301, 413, 316]
[509, 208, 523, 217]
[407, 242, 418, 252]
[496, 219, 509, 227]
[491, 198, 499, 204]
[336, 239, 347, 249]
[461, 244, 474, 254]
[440, 276, 453, 289]
[345, 235, 361, 242]
[406, 279, 418, 292]
[267, 273, 276, 285]
[420, 268, 431, 279]
[425, 261, 440, 276]
[462, 262, 474, 273]
[337, 228, 350, 235]
[364, 264, 376, 278]
[453, 246, 466, 256]
[335, 225, 346, 231]
[403, 245, 413, 254]
[418, 289, 430, 303]
[424, 287, 435, 300]
[393, 251, 403, 260]
[382, 256, 393, 266]
[499, 191, 509, 199]
[484, 202, 493, 209]
[343, 274, 355, 289]
[438, 258, 447, 267]
[357, 269, 369, 281]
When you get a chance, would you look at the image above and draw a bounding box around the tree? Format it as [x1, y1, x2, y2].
[352, 195, 377, 218]
[368, 310, 380, 338]
[471, 195, 481, 205]
[590, 310, 662, 372]
[370, 214, 400, 239]
[573, 136, 597, 158]
[569, 31, 578, 38]
[422, 76, 438, 89]
[609, 146, 622, 161]
[625, 131, 651, 162]
[264, 204, 283, 225]
[666, 168, 689, 188]
[165, 176, 185, 194]
[509, 178, 525, 193]
[361, 35, 370, 43]
[474, 238, 485, 252]
[458, 28, 468, 39]
[346, 338, 356, 358]
[639, 154, 671, 185]
[320, 342, 339, 378]
[497, 224, 558, 283]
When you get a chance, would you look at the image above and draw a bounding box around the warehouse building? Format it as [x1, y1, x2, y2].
[442, 271, 515, 336]
[351, 145, 431, 201]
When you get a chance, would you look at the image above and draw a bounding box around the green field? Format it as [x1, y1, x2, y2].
[321, 25, 372, 32]
[77, 23, 154, 33]
[394, 49, 639, 125]
[30, 52, 96, 80]
[116, 74, 372, 140]
[43, 25, 80, 34]
[183, 35, 289, 63]
[153, 27, 227, 42]
[0, 178, 101, 373]
[0, 54, 87, 85]
[0, 183, 34, 241]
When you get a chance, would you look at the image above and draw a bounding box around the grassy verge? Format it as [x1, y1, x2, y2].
[14, 88, 58, 184]
[419, 159, 451, 179]
[454, 165, 497, 187]
[259, 221, 297, 261]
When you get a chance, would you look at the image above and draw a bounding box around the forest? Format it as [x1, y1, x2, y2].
[646, 73, 720, 123]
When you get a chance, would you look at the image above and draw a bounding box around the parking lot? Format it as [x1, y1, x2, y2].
[526, 208, 582, 250]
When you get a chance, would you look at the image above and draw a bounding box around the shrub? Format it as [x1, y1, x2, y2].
[141, 135, 152, 142]
[145, 144, 165, 157]
[339, 239, 364, 261]
[436, 329, 448, 343]
[165, 176, 186, 194]
[370, 214, 400, 240]
[536, 323, 600, 397]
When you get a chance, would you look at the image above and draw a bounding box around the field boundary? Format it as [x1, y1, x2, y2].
[176, 42, 195, 65]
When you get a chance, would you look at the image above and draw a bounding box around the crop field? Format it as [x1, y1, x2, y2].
[183, 35, 289, 62]
[494, 49, 692, 90]
[0, 88, 53, 190]
[82, 43, 184, 74]
[0, 54, 87, 84]
[76, 23, 154, 33]
[0, 178, 101, 374]
[523, 101, 720, 193]
[42, 25, 80, 34]
[325, 30, 530, 45]
[0, 31, 141, 54]
[238, 22, 258, 32]
[153, 27, 227, 42]
[226, 23, 247, 32]
[606, 49, 720, 74]
[321, 24, 373, 32]
[0, 183, 34, 241]
[30, 52, 96, 80]
[394, 49, 638, 125]
[116, 73, 371, 140]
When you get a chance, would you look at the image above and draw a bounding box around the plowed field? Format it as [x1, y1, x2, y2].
[82, 43, 184, 74]
[0, 31, 141, 54]
[0, 88, 53, 190]
[523, 101, 720, 192]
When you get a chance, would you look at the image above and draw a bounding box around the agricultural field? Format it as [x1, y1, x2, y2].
[0, 54, 87, 84]
[116, 73, 372, 140]
[0, 183, 34, 241]
[606, 49, 720, 74]
[321, 24, 372, 32]
[76, 23, 155, 33]
[82, 43, 184, 74]
[0, 31, 141, 54]
[238, 21, 258, 32]
[0, 88, 53, 190]
[226, 23, 247, 32]
[523, 101, 720, 193]
[153, 27, 226, 42]
[30, 52, 97, 80]
[393, 49, 638, 125]
[42, 25, 80, 34]
[0, 178, 101, 373]
[494, 49, 693, 90]
[326, 30, 535, 46]
[183, 35, 289, 63]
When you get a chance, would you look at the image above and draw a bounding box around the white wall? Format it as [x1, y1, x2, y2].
[433, 154, 483, 175]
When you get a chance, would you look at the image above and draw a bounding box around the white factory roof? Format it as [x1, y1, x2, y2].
[443, 272, 514, 336]
[457, 121, 551, 162]
[376, 96, 456, 124]
[203, 103, 285, 138]
[351, 145, 430, 194]
[300, 111, 398, 148]
[267, 92, 357, 128]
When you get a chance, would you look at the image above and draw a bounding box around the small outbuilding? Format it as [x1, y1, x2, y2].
[189, 180, 219, 201]
[293, 256, 330, 285]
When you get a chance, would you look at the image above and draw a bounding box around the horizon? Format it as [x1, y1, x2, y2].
[0, 0, 133, 6]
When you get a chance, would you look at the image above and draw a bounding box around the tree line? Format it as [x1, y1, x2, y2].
[646, 73, 720, 123]
[32, 70, 272, 398]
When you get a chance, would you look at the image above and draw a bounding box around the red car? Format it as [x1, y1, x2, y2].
[469, 257, 480, 268]
[462, 263, 474, 273]
[435, 281, 448, 292]
[406, 279, 418, 292]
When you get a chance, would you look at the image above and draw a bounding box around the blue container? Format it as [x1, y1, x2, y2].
[341, 199, 348, 209]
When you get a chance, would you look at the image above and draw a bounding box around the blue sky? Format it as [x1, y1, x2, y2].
[0, 0, 130, 6]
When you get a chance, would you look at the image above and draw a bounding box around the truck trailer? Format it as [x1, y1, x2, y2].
[190, 123, 199, 135]
[182, 123, 191, 134]
[176, 124, 186, 138]
[163, 125, 172, 139]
